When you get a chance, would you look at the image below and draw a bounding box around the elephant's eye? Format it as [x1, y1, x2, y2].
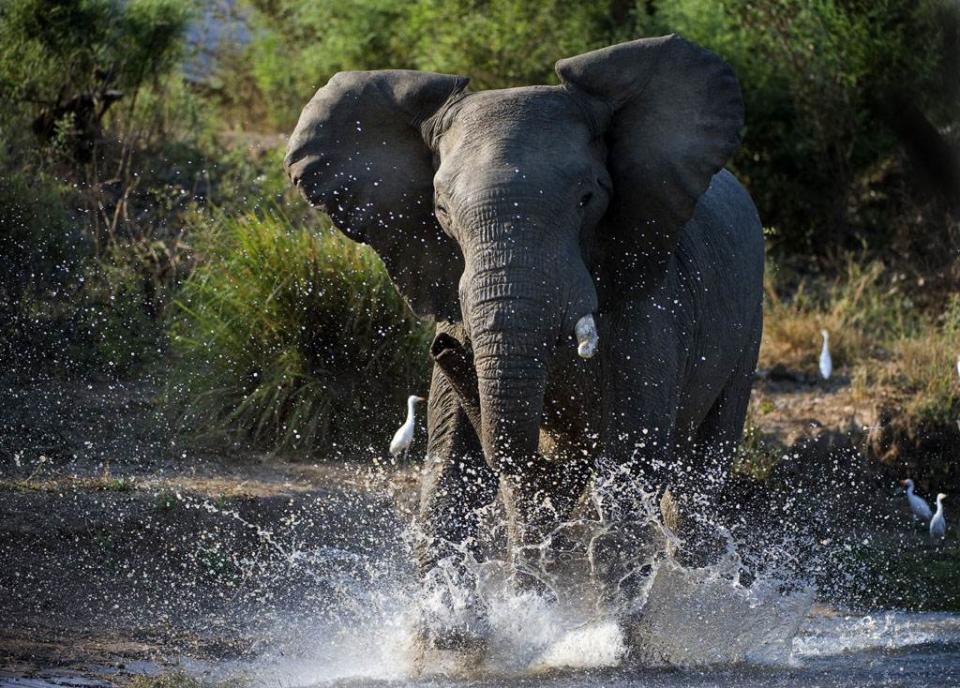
[579, 192, 594, 208]
[434, 203, 449, 220]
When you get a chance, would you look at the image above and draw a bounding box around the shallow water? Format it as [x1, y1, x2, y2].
[3, 459, 957, 688]
[239, 610, 960, 687]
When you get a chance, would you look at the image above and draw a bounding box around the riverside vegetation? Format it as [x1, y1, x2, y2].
[1, 1, 958, 526]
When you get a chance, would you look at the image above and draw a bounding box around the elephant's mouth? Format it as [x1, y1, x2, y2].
[284, 153, 318, 188]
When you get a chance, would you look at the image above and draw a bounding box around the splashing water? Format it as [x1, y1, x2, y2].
[234, 461, 825, 684]
[6, 452, 958, 688]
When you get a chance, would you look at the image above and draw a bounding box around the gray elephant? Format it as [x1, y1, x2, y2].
[285, 35, 764, 645]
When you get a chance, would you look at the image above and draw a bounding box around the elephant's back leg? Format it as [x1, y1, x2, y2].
[692, 302, 760, 459]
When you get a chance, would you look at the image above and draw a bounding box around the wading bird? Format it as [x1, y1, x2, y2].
[390, 395, 425, 459]
[930, 493, 947, 540]
[900, 478, 933, 521]
[819, 329, 832, 381]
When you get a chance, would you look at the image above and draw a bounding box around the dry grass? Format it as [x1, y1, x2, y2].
[761, 260, 918, 373]
[760, 258, 960, 427]
[852, 307, 960, 425]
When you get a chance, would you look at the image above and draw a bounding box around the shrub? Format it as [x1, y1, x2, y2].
[655, 0, 954, 257]
[241, 0, 637, 128]
[0, 0, 191, 157]
[169, 209, 433, 455]
[241, 0, 959, 260]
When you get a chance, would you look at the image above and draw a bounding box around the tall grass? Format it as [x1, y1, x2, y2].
[760, 260, 921, 372]
[169, 210, 433, 455]
[853, 294, 960, 426]
[761, 259, 960, 426]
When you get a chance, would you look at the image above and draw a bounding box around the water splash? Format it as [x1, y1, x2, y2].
[235, 461, 822, 683]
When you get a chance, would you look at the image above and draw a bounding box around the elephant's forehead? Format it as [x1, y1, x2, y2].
[454, 87, 587, 131]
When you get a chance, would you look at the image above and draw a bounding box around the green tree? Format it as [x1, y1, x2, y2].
[649, 0, 956, 255]
[0, 0, 191, 159]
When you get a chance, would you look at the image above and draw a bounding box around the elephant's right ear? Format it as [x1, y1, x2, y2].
[285, 70, 469, 322]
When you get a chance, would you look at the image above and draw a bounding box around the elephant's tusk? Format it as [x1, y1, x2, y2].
[575, 313, 599, 359]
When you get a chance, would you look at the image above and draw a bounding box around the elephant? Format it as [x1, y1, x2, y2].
[285, 35, 764, 647]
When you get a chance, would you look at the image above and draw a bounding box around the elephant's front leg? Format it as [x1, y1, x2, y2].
[416, 362, 498, 650]
[589, 437, 677, 610]
[498, 456, 592, 597]
[591, 323, 683, 607]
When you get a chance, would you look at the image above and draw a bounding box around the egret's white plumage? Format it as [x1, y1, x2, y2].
[819, 329, 832, 380]
[956, 354, 960, 382]
[930, 493, 947, 539]
[900, 478, 933, 521]
[390, 395, 425, 456]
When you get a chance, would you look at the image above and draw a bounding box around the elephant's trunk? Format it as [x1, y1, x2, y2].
[466, 265, 559, 474]
[430, 332, 482, 438]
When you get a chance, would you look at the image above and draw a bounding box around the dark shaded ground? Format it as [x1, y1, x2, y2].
[0, 375, 420, 685]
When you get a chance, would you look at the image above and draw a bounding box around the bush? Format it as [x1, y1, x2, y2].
[653, 0, 954, 256]
[169, 210, 433, 455]
[0, 0, 191, 159]
[240, 0, 637, 128]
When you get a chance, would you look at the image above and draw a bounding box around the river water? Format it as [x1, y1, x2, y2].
[3, 469, 957, 687]
[244, 609, 960, 687]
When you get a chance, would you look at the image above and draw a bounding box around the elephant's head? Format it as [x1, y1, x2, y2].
[285, 35, 743, 475]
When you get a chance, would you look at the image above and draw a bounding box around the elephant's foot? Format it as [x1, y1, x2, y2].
[590, 522, 663, 611]
[413, 608, 490, 676]
[415, 564, 492, 672]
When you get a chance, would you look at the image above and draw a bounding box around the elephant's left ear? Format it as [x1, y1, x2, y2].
[556, 35, 744, 277]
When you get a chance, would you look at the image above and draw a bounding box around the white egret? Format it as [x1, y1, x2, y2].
[819, 329, 832, 380]
[900, 479, 933, 521]
[956, 354, 959, 382]
[390, 395, 426, 458]
[930, 493, 947, 540]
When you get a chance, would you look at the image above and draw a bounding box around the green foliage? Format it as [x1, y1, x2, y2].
[0, 0, 305, 376]
[0, 0, 190, 106]
[242, 0, 635, 127]
[169, 210, 432, 455]
[651, 0, 950, 255]
[0, 164, 85, 316]
[399, 0, 633, 89]
[243, 0, 411, 126]
[243, 0, 957, 261]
